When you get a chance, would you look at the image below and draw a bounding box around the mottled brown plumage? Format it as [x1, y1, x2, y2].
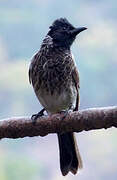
[29, 18, 86, 176]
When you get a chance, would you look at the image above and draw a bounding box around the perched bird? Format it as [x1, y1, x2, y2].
[29, 18, 87, 176]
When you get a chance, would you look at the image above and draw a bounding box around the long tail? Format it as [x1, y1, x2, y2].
[57, 132, 83, 176]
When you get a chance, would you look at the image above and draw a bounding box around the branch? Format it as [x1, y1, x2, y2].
[0, 106, 117, 139]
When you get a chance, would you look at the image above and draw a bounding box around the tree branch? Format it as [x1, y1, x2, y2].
[0, 106, 117, 139]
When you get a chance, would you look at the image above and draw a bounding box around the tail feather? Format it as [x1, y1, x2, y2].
[69, 133, 83, 174]
[57, 132, 83, 176]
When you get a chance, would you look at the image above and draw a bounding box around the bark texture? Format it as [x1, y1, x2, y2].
[0, 106, 117, 139]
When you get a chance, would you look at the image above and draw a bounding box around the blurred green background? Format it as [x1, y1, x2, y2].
[0, 0, 117, 179]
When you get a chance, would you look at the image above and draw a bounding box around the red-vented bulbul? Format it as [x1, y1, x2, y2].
[29, 18, 87, 176]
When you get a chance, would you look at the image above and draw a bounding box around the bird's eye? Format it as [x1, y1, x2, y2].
[63, 27, 66, 30]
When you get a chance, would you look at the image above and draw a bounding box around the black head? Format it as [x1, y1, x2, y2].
[48, 18, 87, 49]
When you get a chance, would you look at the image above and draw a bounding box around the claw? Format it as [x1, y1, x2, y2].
[31, 108, 45, 125]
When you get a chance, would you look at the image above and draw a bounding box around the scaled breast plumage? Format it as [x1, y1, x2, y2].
[29, 35, 75, 94]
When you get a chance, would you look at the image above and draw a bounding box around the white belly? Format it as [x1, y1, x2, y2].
[35, 85, 77, 114]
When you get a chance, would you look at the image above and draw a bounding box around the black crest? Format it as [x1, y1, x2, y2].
[48, 18, 75, 48]
[50, 18, 75, 31]
[47, 18, 87, 49]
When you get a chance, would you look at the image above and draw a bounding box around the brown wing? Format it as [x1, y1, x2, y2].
[29, 63, 32, 84]
[72, 66, 80, 111]
[28, 53, 41, 88]
[29, 58, 36, 85]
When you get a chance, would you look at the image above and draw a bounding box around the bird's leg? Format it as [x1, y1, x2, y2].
[31, 108, 45, 125]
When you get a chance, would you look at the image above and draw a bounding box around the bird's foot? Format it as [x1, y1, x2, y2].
[59, 110, 69, 121]
[31, 108, 45, 125]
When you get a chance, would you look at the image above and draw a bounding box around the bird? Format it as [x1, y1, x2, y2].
[29, 18, 87, 176]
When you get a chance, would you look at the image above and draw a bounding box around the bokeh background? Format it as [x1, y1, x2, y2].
[0, 0, 117, 179]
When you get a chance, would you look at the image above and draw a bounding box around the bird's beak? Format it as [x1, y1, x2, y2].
[70, 27, 87, 36]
